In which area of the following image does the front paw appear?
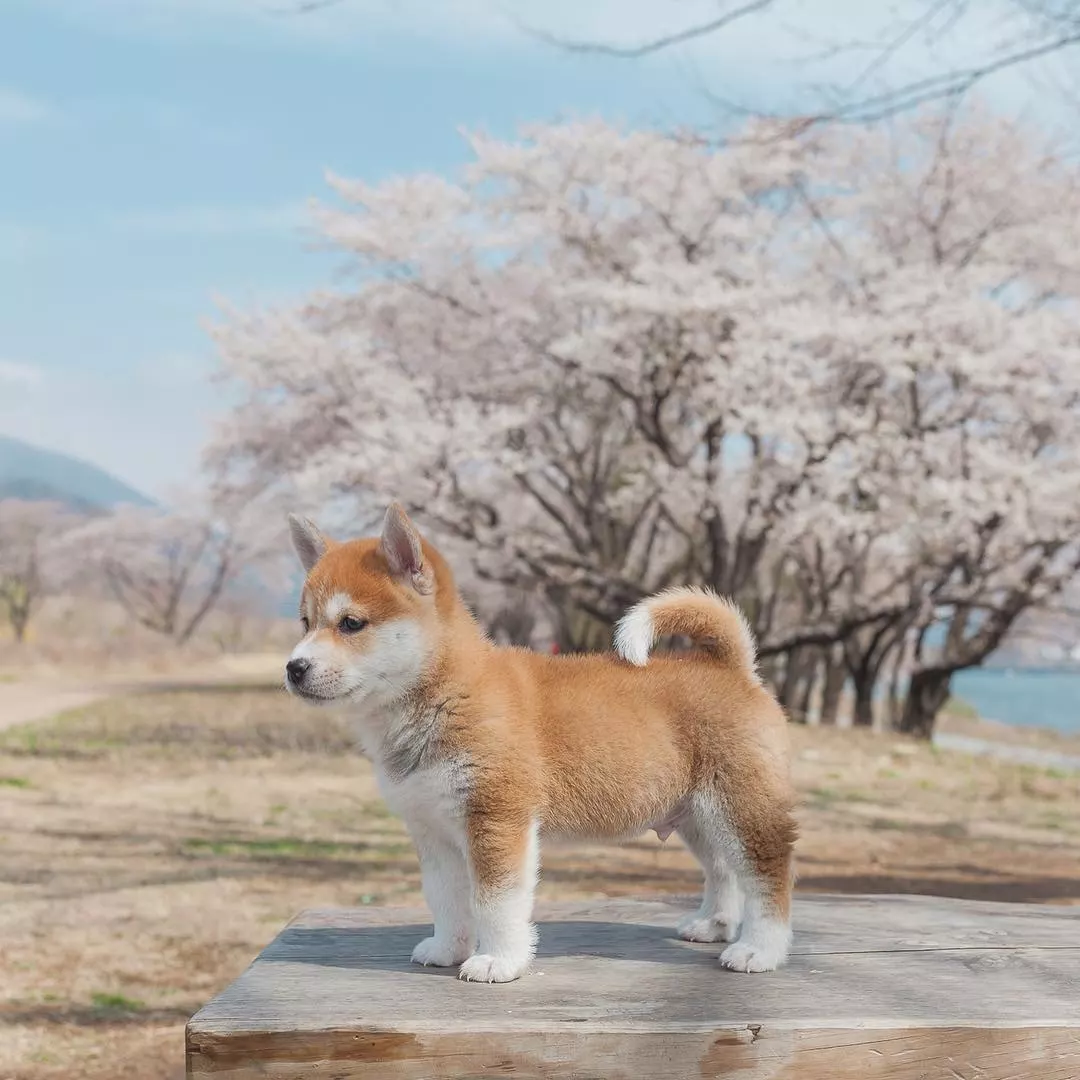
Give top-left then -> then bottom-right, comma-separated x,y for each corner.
458,952 -> 530,983
411,935 -> 473,968
720,939 -> 785,973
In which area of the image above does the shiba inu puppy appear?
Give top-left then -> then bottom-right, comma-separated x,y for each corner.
285,503 -> 796,983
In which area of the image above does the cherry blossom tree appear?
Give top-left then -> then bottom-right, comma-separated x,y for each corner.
209,119 -> 862,644
0,499 -> 81,643
208,107 -> 1080,736
66,494 -> 289,646
802,107 -> 1080,731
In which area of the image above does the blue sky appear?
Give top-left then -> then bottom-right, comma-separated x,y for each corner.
0,0 -> 1059,499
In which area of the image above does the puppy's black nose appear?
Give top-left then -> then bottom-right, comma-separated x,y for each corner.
286,658 -> 311,686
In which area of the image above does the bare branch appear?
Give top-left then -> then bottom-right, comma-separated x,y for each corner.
517,0 -> 775,59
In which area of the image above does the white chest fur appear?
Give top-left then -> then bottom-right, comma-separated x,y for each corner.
376,759 -> 471,840
347,699 -> 472,869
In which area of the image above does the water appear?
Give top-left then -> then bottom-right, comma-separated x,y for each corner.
951,669 -> 1080,735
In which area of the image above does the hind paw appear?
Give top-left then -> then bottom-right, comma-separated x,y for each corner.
677,914 -> 738,943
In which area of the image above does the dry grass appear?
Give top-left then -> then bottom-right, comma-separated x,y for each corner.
0,593 -> 298,684
0,689 -> 1078,1080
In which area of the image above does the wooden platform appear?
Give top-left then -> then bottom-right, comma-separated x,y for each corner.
186,894 -> 1080,1079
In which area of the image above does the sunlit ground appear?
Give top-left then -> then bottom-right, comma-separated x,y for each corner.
0,689 -> 1077,1080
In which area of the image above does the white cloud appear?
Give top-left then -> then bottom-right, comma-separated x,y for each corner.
0,360 -> 45,388
111,200 -> 311,236
0,88 -> 55,126
0,222 -> 48,262
0,362 -> 216,500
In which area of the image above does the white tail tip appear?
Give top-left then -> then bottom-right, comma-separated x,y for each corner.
613,603 -> 654,666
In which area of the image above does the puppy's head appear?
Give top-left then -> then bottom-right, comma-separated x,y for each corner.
284,503 -> 439,707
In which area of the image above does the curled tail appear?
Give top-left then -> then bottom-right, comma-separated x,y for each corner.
613,586 -> 760,685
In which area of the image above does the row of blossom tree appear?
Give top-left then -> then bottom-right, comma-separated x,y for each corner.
0,495 -> 286,651
207,101 -> 1080,738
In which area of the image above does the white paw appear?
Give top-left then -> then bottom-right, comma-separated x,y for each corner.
458,952 -> 530,983
677,914 -> 738,943
720,939 -> 786,973
411,935 -> 473,967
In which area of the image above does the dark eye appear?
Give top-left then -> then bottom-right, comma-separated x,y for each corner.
300,616 -> 310,633
339,615 -> 369,634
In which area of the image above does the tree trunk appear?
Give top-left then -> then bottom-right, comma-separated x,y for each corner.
819,645 -> 845,726
778,647 -> 817,722
851,670 -> 875,728
899,668 -> 953,739
886,642 -> 909,730
2,579 -> 32,643
10,599 -> 30,643
886,666 -> 901,730
550,599 -> 611,654
795,650 -> 818,722
778,647 -> 803,712
758,654 -> 782,691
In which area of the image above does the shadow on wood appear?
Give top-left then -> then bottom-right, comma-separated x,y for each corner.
260,919 -> 723,974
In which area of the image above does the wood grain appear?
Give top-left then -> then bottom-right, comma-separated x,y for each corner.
187,894 -> 1080,1079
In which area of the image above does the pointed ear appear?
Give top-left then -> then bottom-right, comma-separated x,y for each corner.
378,503 -> 433,594
288,514 -> 331,574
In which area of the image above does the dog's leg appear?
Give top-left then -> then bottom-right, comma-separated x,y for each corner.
688,789 -> 795,973
720,866 -> 793,974
458,814 -> 539,983
676,812 -> 743,943
410,828 -> 475,967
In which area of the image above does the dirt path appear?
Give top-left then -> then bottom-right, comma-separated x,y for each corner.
0,653 -> 284,733
0,683 -> 112,732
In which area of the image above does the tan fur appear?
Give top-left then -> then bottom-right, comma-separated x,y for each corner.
291,505 -> 797,974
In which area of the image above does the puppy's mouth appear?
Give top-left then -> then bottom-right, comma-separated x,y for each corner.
285,681 -> 345,705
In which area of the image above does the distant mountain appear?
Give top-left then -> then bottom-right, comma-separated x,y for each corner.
0,434 -> 155,511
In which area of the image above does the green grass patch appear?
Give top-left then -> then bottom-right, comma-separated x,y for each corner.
0,690 -> 355,761
869,817 -> 968,839
839,789 -> 876,803
182,836 -> 412,860
0,776 -> 30,788
0,715 -> 124,759
91,991 -> 145,1013
810,786 -> 876,805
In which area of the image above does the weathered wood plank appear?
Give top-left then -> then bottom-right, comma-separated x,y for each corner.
187,894 -> 1080,1080
187,1027 -> 1080,1080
